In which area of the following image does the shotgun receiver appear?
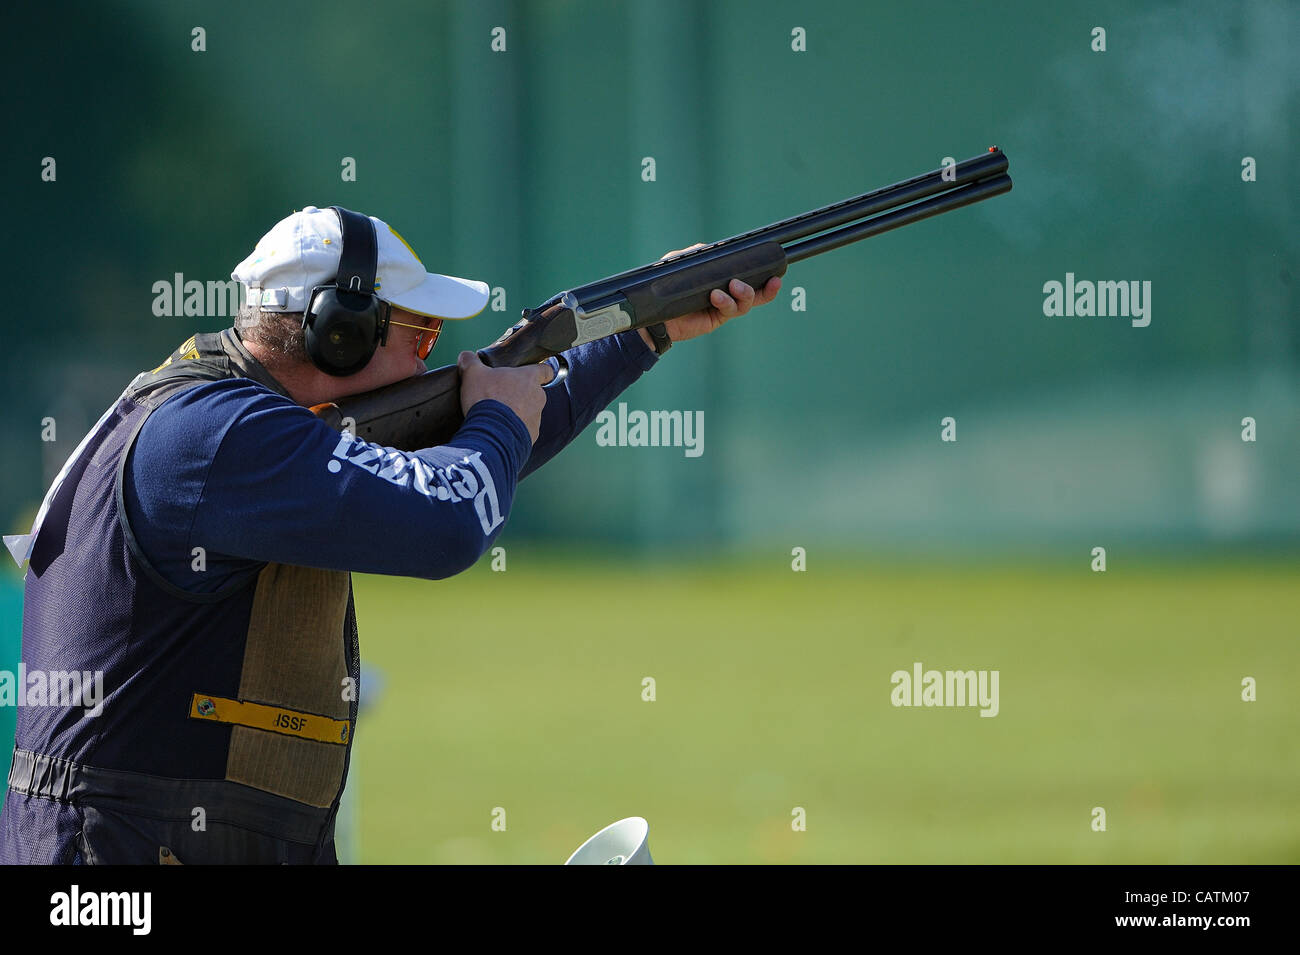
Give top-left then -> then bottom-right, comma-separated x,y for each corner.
313,148 -> 1012,448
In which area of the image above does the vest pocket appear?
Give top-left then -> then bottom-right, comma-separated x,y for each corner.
81,802 -> 299,864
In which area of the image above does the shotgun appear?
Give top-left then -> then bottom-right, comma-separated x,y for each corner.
313,148 -> 1012,448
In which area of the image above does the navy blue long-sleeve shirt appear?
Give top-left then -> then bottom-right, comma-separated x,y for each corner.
123,329 -> 658,593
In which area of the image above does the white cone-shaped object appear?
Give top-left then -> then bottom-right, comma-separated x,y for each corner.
564,817 -> 653,865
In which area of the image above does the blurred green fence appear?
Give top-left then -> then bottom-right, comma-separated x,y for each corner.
3,0 -> 1295,557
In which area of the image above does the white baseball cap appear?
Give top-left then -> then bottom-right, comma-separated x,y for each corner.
231,205 -> 489,320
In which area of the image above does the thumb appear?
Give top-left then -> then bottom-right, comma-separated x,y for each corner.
457,350 -> 479,370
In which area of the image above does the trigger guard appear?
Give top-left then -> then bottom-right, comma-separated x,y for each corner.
544,355 -> 569,388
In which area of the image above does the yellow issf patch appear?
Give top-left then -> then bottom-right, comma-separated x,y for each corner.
189,693 -> 350,745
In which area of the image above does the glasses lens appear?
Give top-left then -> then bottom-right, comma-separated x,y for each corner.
416,320 -> 443,360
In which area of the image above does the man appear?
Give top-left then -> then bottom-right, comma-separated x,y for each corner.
0,205 -> 779,864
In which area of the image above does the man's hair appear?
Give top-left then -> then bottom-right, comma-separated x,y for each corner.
235,304 -> 308,366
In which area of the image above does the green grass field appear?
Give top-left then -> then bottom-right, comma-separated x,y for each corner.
344,552 -> 1299,864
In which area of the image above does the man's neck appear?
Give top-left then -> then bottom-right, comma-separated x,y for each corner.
242,339 -> 330,408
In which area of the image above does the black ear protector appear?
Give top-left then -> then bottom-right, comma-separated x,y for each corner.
302,206 -> 393,376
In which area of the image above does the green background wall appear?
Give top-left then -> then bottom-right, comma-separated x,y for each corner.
4,0 -> 1295,556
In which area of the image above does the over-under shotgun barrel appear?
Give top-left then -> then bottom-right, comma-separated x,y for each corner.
317,149 -> 1013,449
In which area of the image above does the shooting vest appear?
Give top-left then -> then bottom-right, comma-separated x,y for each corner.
3,329 -> 358,864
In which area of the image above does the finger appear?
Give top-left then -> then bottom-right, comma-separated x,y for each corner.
728,279 -> 756,310
710,287 -> 737,315
757,275 -> 783,304
457,350 -> 478,369
537,361 -> 557,386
